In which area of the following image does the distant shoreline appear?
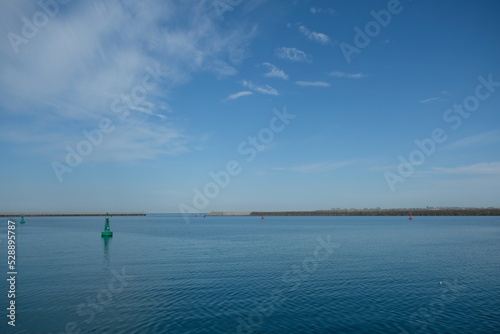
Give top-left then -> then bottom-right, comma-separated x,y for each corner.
0,212 -> 146,217
207,209 -> 500,216
2,209 -> 499,218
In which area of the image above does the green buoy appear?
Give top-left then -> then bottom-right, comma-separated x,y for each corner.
19,216 -> 25,224
101,212 -> 113,237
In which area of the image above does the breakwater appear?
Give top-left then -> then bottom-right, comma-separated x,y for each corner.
249,209 -> 500,216
0,212 -> 146,217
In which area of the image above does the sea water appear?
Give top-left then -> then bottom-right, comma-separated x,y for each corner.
1,215 -> 499,333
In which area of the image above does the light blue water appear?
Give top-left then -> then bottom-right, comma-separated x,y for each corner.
2,215 -> 500,333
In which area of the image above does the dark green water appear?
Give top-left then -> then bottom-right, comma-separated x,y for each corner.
2,215 -> 500,333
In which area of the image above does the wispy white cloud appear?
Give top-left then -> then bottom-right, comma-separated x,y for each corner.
274,161 -> 354,173
97,120 -> 189,161
329,71 -> 367,79
310,7 -> 320,14
223,91 -> 253,101
205,60 -> 238,78
444,131 -> 500,150
275,47 -> 311,62
128,102 -> 167,119
0,116 -> 188,163
419,90 -> 448,104
295,81 -> 330,87
242,80 -> 279,95
430,162 -> 500,175
0,0 -> 257,162
419,97 -> 442,104
261,62 -> 288,80
298,25 -> 331,45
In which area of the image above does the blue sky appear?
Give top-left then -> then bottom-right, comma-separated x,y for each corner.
1,0 -> 499,213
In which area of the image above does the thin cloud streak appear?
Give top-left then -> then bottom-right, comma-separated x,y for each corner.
242,80 -> 279,95
274,161 -> 354,173
419,97 -> 444,104
419,90 -> 448,104
223,91 -> 253,101
295,81 -> 330,87
329,71 -> 367,79
430,162 -> 500,175
444,131 -> 500,150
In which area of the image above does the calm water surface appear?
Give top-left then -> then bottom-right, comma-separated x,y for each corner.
2,215 -> 500,333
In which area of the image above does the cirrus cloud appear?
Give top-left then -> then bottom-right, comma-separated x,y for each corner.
329,71 -> 367,79
223,91 -> 253,101
298,25 -> 331,45
275,47 -> 311,62
295,81 -> 330,87
261,62 -> 288,80
242,80 -> 279,95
